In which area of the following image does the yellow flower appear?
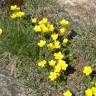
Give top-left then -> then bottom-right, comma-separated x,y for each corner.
91,87 -> 96,95
0,28 -> 3,35
38,60 -> 47,68
54,40 -> 60,49
11,11 -> 25,19
60,28 -> 66,34
48,24 -> 54,32
47,41 -> 60,50
63,90 -> 72,96
49,71 -> 60,81
10,13 -> 17,19
39,18 -> 48,24
16,11 -> 25,17
32,18 -> 37,24
49,60 -> 56,67
57,60 -> 68,71
37,40 -> 46,47
59,19 -> 69,28
63,38 -> 69,44
51,33 -> 58,40
42,18 -> 48,23
10,5 -> 20,11
54,65 -> 61,73
40,24 -> 49,32
34,25 -> 41,32
85,88 -> 92,96
47,43 -> 54,50
39,24 -> 44,28
54,52 -> 64,60
83,66 -> 92,76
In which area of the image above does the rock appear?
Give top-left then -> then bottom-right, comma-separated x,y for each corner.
0,74 -> 26,96
57,0 -> 89,5
57,0 -> 96,23
0,53 -> 26,96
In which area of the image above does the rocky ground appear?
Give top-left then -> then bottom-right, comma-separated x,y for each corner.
0,53 -> 26,96
0,74 -> 25,96
57,0 -> 96,23
0,52 -> 35,96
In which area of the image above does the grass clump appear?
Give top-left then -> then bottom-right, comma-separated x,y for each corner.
0,14 -> 38,58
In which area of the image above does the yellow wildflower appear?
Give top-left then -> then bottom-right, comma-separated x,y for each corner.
57,60 -> 68,71
37,40 -> 46,47
49,71 -> 60,81
51,33 -> 58,41
34,25 -> 41,32
10,13 -> 17,19
85,88 -> 92,96
63,37 -> 69,44
83,66 -> 92,76
48,24 -> 54,32
54,65 -> 61,73
54,40 -> 60,49
54,52 -> 64,60
59,19 -> 69,28
42,18 -> 48,23
10,5 -> 20,11
38,60 -> 47,68
60,28 -> 66,34
0,28 -> 3,35
39,18 -> 48,24
11,11 -> 25,19
32,18 -> 37,24
39,24 -> 44,28
40,24 -> 49,32
91,87 -> 96,95
16,11 -> 25,17
47,41 -> 60,50
47,43 -> 54,50
63,90 -> 72,96
49,60 -> 56,67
